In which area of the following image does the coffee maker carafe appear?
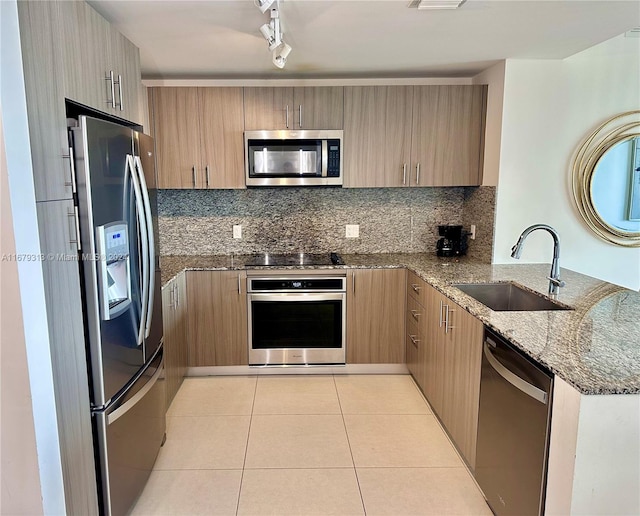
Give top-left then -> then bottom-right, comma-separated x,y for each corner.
436,225 -> 468,257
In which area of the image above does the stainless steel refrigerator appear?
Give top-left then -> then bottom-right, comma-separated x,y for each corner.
71,115 -> 165,516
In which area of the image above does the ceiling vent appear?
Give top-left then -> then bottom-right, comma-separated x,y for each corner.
624,27 -> 640,38
408,0 -> 466,9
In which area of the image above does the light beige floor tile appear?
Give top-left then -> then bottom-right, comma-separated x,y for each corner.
131,469 -> 242,515
154,416 -> 250,470
357,467 -> 492,516
335,375 -> 431,415
168,376 -> 256,416
253,375 -> 341,414
344,414 -> 463,467
245,415 -> 353,468
237,468 -> 364,516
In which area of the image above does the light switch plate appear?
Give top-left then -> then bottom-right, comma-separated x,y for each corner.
346,224 -> 360,238
233,225 -> 242,239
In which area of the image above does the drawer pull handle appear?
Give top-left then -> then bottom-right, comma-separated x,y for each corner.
410,335 -> 420,347
410,309 -> 420,320
411,283 -> 421,293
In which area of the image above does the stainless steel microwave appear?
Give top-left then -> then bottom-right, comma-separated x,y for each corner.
245,130 -> 343,187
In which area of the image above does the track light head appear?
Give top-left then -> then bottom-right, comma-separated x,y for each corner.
255,0 -> 276,14
272,42 -> 291,69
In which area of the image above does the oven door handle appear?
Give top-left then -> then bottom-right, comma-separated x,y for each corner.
249,292 -> 346,302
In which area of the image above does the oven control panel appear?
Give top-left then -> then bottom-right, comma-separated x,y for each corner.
248,277 -> 346,292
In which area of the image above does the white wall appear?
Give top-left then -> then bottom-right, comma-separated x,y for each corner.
0,1 -> 66,512
493,35 -> 640,290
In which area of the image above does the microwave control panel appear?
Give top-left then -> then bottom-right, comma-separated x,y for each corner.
327,140 -> 341,177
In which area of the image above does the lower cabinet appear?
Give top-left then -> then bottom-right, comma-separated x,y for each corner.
186,270 -> 248,366
407,273 -> 483,469
162,271 -> 188,408
347,268 -> 406,363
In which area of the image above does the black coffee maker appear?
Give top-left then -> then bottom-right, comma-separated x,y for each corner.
436,225 -> 468,257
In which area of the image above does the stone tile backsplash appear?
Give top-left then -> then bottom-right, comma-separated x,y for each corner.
158,186 -> 496,261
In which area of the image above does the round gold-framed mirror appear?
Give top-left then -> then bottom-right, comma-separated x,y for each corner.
571,111 -> 640,247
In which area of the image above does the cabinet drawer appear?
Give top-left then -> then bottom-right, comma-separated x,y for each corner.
407,295 -> 427,335
406,311 -> 425,390
407,270 -> 429,307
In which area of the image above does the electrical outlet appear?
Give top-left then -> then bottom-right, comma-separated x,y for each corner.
233,225 -> 242,239
470,224 -> 476,240
345,224 -> 360,238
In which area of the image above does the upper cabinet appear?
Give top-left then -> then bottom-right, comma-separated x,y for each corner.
343,86 -> 413,187
58,1 -> 141,123
411,85 -> 486,187
344,85 -> 487,188
17,0 -> 142,202
17,1 -> 71,202
150,87 -> 245,189
244,87 -> 344,130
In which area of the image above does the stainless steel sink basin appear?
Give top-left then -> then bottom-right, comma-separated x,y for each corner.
452,282 -> 572,311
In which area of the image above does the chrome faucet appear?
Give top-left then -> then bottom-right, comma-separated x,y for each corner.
510,224 -> 566,296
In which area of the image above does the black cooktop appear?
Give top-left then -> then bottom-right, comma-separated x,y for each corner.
244,252 -> 344,267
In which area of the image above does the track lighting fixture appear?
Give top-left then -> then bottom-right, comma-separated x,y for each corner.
256,2 -> 292,69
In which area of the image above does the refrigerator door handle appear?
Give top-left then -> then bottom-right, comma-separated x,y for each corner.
106,354 -> 163,425
133,155 -> 155,339
126,155 -> 149,347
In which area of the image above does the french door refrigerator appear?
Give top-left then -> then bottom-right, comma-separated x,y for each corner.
72,115 -> 165,515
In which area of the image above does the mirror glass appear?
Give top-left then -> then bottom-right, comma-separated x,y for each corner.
591,136 -> 640,233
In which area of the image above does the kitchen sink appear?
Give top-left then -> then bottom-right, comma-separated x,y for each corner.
452,282 -> 572,311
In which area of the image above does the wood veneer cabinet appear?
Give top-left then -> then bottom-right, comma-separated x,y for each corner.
162,272 -> 188,408
58,1 -> 141,122
150,87 -> 245,189
186,270 -> 248,366
423,281 -> 483,468
343,86 -> 413,187
411,85 -> 486,186
346,268 -> 406,363
243,87 -> 344,130
344,85 -> 486,187
406,273 -> 483,469
17,1 -> 72,203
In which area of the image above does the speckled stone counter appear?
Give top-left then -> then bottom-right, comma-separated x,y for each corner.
160,253 -> 640,395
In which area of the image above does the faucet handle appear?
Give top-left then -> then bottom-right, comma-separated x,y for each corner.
547,277 -> 566,288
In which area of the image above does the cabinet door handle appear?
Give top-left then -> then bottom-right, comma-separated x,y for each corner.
410,335 -> 420,347
192,166 -> 197,188
299,104 -> 303,128
352,274 -> 356,295
445,307 -> 455,334
106,71 -> 116,108
411,283 -> 421,293
63,146 -> 77,194
439,300 -> 444,328
206,166 -> 210,188
238,273 -> 241,295
402,163 -> 407,186
169,282 -> 175,308
67,207 -> 82,251
410,309 -> 421,320
113,74 -> 123,111
285,105 -> 289,129
416,162 -> 421,185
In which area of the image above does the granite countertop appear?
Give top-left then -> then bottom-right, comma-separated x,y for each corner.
160,253 -> 640,396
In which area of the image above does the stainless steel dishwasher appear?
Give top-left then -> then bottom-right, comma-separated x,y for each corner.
475,328 -> 553,516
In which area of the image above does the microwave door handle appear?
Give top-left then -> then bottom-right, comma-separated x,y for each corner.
127,155 -> 149,347
134,156 -> 155,339
321,140 -> 328,177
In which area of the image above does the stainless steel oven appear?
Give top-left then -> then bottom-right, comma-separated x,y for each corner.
247,275 -> 347,365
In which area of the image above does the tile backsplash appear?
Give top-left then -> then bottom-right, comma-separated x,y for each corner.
158,186 -> 496,261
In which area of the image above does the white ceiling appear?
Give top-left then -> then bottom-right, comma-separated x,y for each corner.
88,0 -> 640,79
